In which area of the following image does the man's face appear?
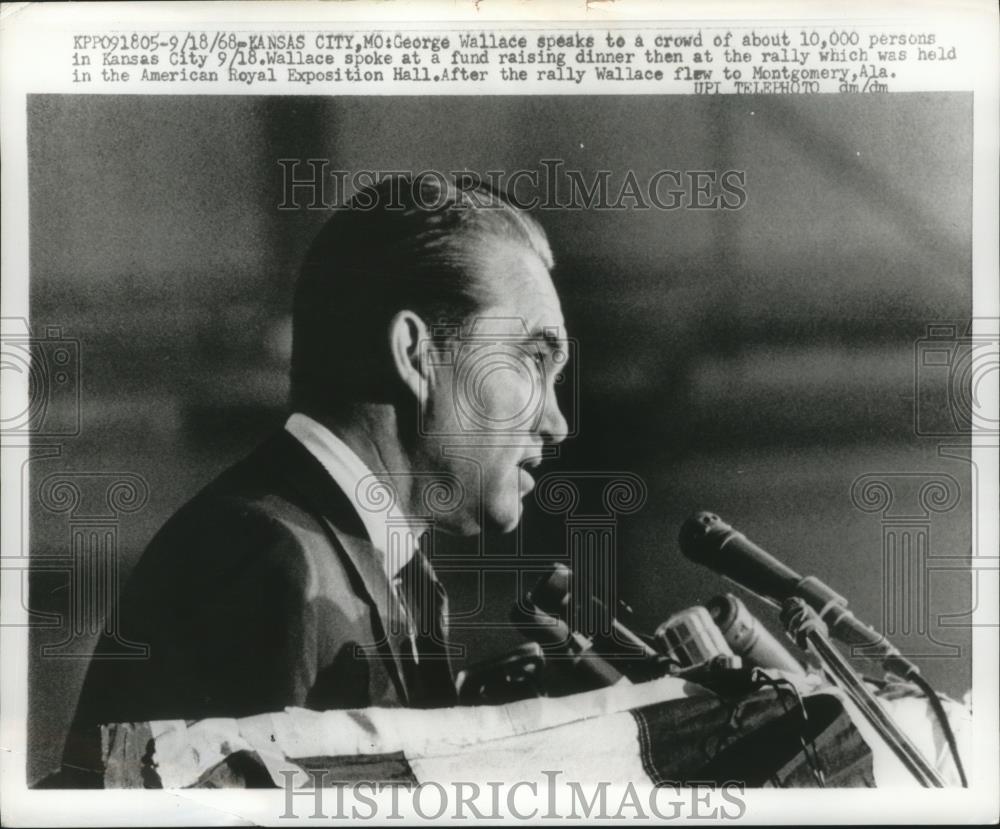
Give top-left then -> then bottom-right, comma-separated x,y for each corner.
417,240 -> 570,535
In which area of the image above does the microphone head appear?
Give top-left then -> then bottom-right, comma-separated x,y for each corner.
704,592 -> 742,630
654,605 -> 734,669
527,563 -> 572,618
678,511 -> 734,565
705,592 -> 806,675
678,511 -> 803,604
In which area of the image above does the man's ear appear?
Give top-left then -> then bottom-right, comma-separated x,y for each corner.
388,310 -> 432,404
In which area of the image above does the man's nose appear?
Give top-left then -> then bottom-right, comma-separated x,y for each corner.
539,384 -> 569,446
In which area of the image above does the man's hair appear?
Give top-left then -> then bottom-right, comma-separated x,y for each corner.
290,175 -> 553,410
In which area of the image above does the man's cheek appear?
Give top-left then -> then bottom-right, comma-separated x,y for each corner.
477,371 -> 537,432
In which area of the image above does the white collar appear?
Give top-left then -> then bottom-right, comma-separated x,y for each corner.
284,412 -> 417,576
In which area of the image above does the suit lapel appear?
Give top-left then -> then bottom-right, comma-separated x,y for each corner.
255,431 -> 412,704
321,518 -> 413,704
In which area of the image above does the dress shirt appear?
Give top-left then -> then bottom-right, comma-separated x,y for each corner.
284,412 -> 418,577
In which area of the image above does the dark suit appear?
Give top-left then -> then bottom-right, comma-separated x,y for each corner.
63,430 -> 456,776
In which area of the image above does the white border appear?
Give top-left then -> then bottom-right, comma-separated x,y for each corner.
2,1 -> 997,825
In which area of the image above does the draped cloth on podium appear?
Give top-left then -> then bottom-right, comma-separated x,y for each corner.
96,675 -> 880,789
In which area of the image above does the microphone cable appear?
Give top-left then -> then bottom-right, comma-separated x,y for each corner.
863,672 -> 968,787
750,668 -> 827,788
906,672 -> 968,788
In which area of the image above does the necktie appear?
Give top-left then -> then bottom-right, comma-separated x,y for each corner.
394,547 -> 456,707
392,574 -> 420,665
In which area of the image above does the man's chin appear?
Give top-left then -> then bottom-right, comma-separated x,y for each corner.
491,519 -> 520,535
440,500 -> 523,537
485,502 -> 524,535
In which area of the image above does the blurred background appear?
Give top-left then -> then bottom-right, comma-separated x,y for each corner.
25,93 -> 974,784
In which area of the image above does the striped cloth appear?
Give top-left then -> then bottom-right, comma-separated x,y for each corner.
99,673 -> 891,789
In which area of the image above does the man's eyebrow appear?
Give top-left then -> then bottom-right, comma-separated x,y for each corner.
528,327 -> 566,354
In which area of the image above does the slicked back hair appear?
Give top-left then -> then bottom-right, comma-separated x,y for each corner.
290,175 -> 554,411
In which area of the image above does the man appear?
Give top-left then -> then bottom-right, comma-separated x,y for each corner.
64,176 -> 570,773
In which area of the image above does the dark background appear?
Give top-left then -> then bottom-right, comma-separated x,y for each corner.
26,94 -> 974,784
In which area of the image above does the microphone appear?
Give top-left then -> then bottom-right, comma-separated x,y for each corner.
679,511 -> 920,680
653,605 -> 736,669
705,593 -> 805,676
528,563 -> 659,662
511,564 -> 669,686
510,565 -> 625,690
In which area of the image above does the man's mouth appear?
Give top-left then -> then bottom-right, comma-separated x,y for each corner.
518,466 -> 536,492
519,456 -> 544,477
518,456 -> 543,491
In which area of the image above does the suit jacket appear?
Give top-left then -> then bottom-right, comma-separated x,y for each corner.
63,429 -> 456,775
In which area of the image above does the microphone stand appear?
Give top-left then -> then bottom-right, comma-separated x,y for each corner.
780,598 -> 945,788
